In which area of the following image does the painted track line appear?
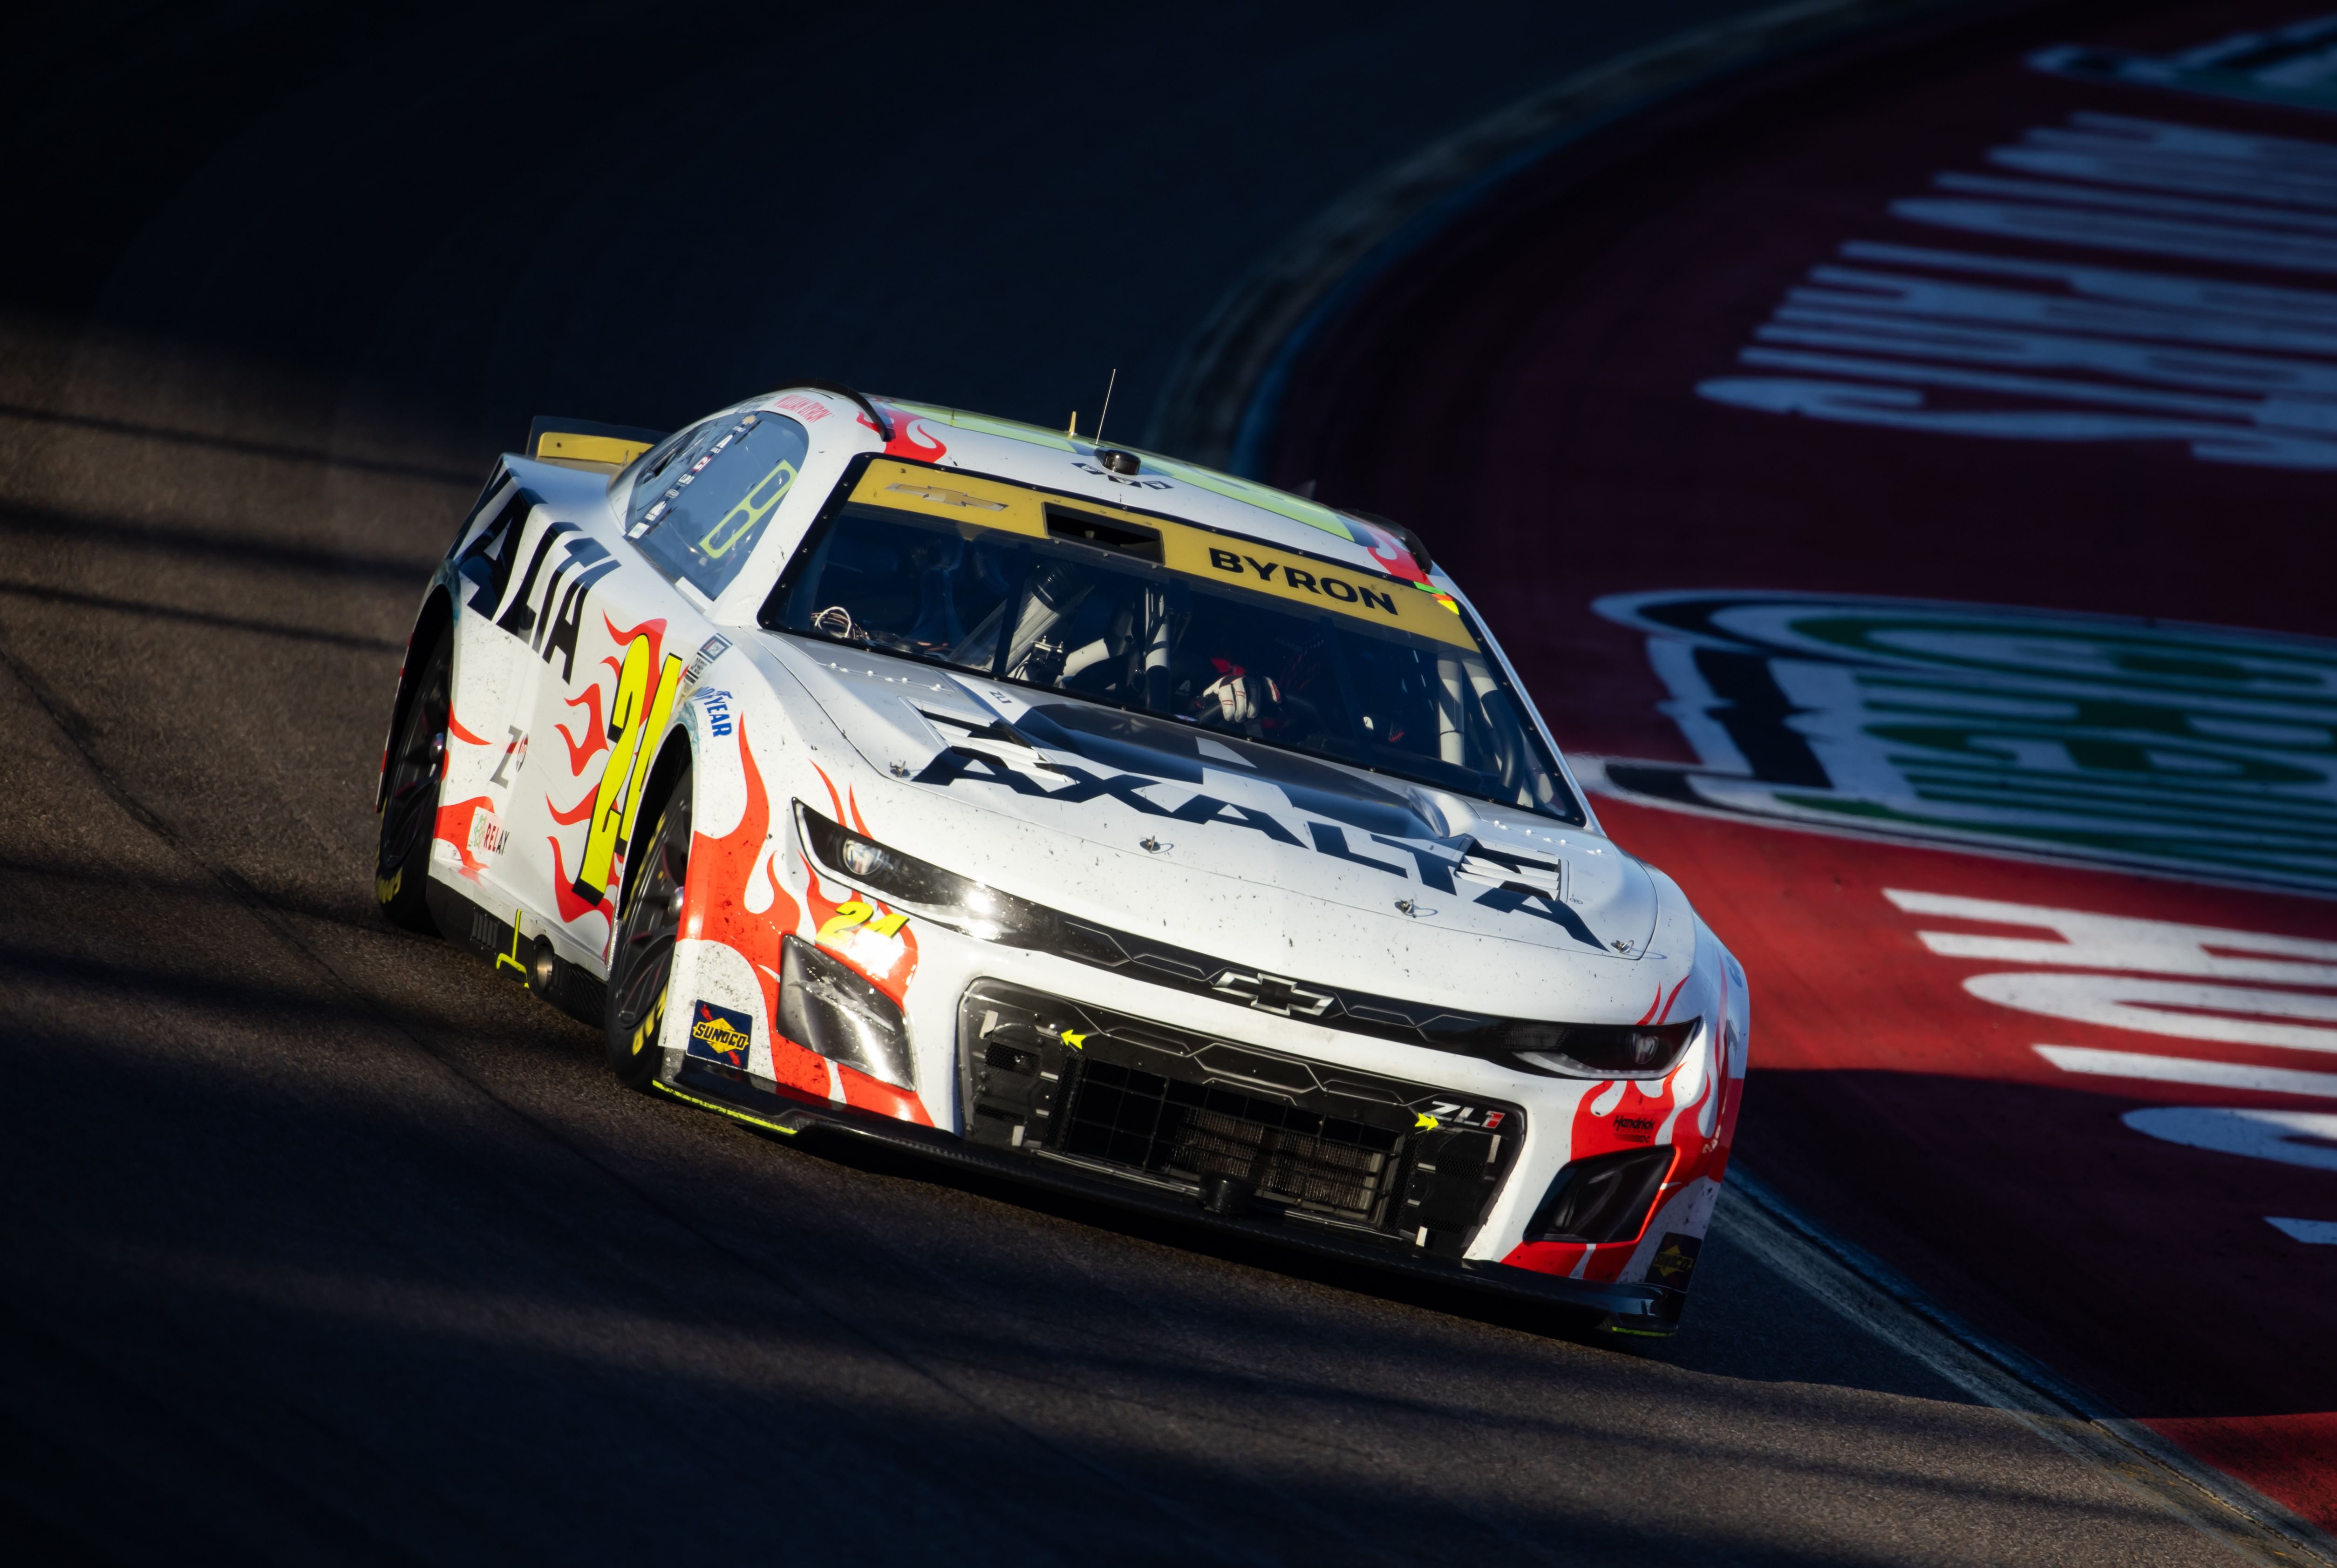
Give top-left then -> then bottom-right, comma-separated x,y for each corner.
1719,1168 -> 2337,1565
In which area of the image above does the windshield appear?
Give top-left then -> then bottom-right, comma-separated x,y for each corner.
762,459 -> 1580,820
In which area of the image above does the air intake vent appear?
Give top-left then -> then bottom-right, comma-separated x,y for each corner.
1044,506 -> 1161,559
1526,1146 -> 1676,1245
1062,1058 -> 1397,1224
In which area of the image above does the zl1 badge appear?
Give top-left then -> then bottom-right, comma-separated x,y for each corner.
688,1000 -> 753,1067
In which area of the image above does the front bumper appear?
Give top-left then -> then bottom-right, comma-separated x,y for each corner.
656,1052 -> 1688,1335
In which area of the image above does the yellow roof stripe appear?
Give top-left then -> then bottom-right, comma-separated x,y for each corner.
848,460 -> 1474,649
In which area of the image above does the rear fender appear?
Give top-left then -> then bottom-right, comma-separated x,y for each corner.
376,587 -> 454,812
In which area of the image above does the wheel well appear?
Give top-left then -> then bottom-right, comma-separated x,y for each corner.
617,727 -> 697,924
377,589 -> 454,812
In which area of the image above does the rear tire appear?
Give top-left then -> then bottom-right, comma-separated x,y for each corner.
606,766 -> 691,1090
376,627 -> 450,933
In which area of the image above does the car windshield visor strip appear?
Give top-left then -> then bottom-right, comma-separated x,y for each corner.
958,981 -> 1522,1257
762,456 -> 1579,821
792,803 -> 1689,1079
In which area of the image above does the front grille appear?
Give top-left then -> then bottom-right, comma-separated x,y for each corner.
1062,1059 -> 1398,1225
958,979 -> 1524,1255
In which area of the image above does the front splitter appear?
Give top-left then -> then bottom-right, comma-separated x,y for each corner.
658,1058 -> 1683,1334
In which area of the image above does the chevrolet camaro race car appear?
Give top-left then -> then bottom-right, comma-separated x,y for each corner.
374,384 -> 1750,1334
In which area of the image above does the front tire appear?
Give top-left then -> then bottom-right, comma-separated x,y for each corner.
606,767 -> 691,1089
376,627 -> 450,933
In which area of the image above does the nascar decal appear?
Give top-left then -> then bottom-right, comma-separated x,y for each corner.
1588,591 -> 2337,896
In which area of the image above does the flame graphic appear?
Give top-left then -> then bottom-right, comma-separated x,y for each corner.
545,835 -> 613,929
602,611 -> 668,678
803,764 -> 919,1003
557,682 -> 607,774
681,722 -> 821,1100
863,400 -> 947,462
1503,968 -> 1731,1284
1351,517 -> 1431,587
547,781 -> 596,826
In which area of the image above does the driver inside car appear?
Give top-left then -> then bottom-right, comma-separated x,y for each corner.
1190,659 -> 1281,734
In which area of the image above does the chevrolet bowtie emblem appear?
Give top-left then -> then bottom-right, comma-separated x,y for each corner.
1208,969 -> 1335,1018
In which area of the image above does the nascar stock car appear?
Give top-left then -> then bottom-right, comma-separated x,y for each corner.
373,383 -> 1750,1333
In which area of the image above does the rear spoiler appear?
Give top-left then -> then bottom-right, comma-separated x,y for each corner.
525,415 -> 668,469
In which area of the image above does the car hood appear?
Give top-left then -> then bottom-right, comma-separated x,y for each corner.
764,636 -> 1660,969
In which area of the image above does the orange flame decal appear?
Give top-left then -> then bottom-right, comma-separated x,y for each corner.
681,723 -> 820,1099
547,781 -> 596,826
546,835 -> 613,929
803,765 -> 918,1003
864,400 -> 948,462
557,682 -> 607,774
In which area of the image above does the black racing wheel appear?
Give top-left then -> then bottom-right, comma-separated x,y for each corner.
606,766 -> 691,1089
376,627 -> 450,933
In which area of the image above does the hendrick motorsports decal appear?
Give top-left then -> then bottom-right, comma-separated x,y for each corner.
1586,591 -> 2337,896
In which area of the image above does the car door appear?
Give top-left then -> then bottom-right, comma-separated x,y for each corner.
439,473 -> 620,933
514,406 -> 815,965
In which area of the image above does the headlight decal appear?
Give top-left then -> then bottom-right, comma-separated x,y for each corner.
1502,972 -> 1724,1289
670,727 -> 933,1124
799,765 -> 921,1004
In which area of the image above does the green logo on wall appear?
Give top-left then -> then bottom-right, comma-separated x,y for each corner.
1589,591 -> 2337,896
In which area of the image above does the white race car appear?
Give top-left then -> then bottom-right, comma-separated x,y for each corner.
375,385 -> 1750,1334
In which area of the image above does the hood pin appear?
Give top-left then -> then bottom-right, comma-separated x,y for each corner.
1395,898 -> 1434,917
1140,836 -> 1166,853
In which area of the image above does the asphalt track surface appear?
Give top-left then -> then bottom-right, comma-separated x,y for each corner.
0,3 -> 2302,1562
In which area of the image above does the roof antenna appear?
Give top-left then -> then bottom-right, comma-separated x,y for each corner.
1067,411 -> 1078,436
1092,368 -> 1118,447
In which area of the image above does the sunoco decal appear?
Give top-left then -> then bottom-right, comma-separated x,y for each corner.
688,1000 -> 753,1066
